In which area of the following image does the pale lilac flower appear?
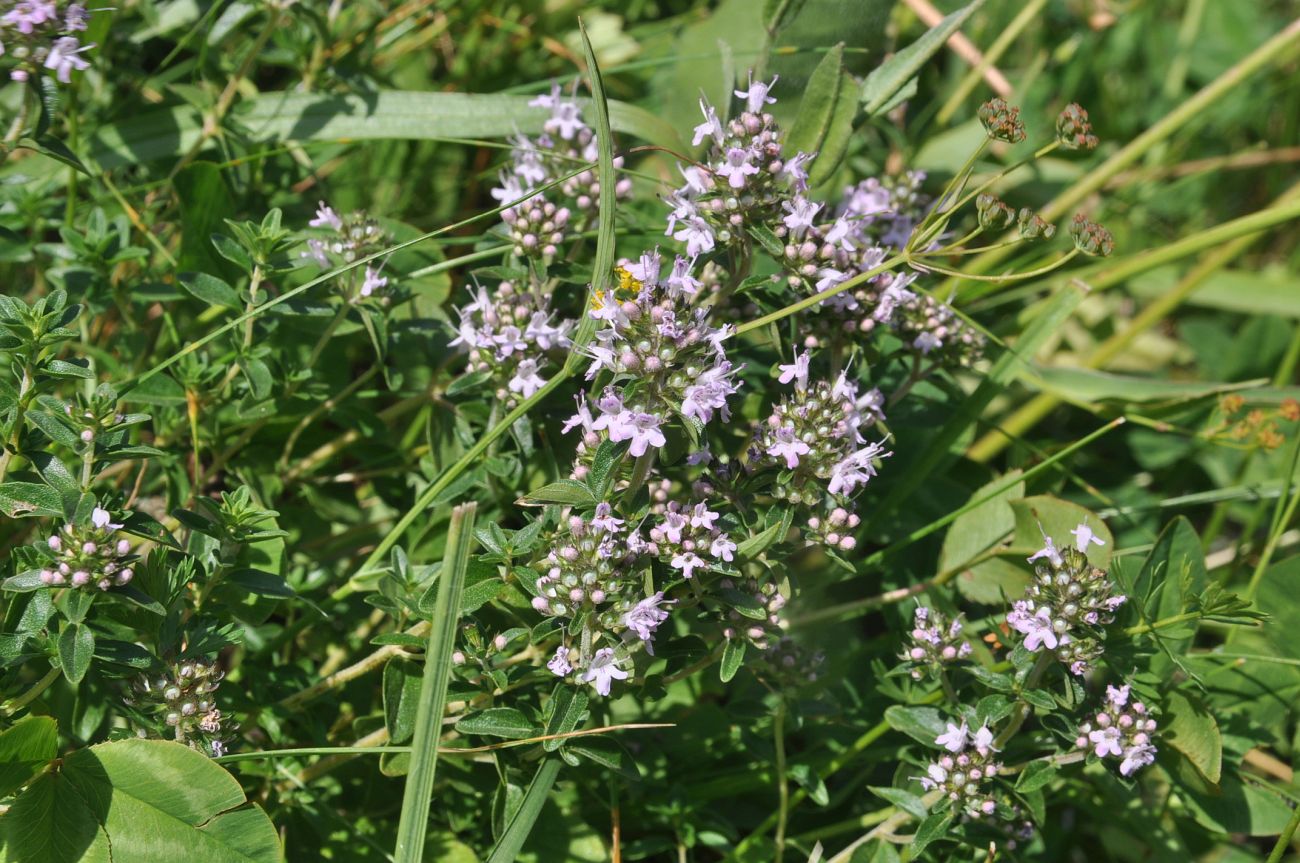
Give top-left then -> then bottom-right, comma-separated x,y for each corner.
1089,726 -> 1123,758
670,551 -> 705,578
1027,529 -> 1063,566
686,449 -> 713,466
692,100 -> 724,147
622,592 -> 673,653
91,507 -> 122,531
1072,522 -> 1105,552
673,215 -> 716,257
525,312 -> 571,350
716,147 -> 760,190
596,409 -> 666,457
824,216 -> 855,252
44,36 -> 93,83
4,1 -> 56,34
919,762 -> 949,791
507,359 -> 546,398
665,256 -> 701,297
302,239 -> 329,268
1120,744 -> 1157,776
1012,606 -> 1059,651
681,364 -> 738,424
782,151 -> 813,191
971,725 -> 996,756
735,72 -> 779,113
913,332 -> 942,354
544,100 -> 586,140
781,197 -> 822,237
309,202 -> 343,231
491,171 -> 525,204
360,267 -> 387,298
493,325 -> 528,357
562,395 -> 596,436
667,189 -> 698,237
690,503 -> 719,530
827,442 -> 890,495
872,276 -> 917,323
777,351 -> 810,389
710,534 -> 736,562
527,82 -> 563,110
583,647 -> 629,696
679,164 -> 710,195
547,646 -> 573,677
935,721 -> 969,753
591,502 -> 624,534
815,267 -> 846,293
624,248 -> 662,285
767,425 -> 810,469
1106,684 -> 1130,707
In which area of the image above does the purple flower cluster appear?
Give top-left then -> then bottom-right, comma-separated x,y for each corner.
448,279 -> 573,408
918,721 -> 1004,817
647,499 -> 736,581
901,605 -> 972,681
2,1 -> 95,84
529,507 -> 675,697
1075,684 -> 1158,777
565,249 -> 739,460
492,84 -> 633,259
37,506 -> 136,591
301,202 -> 393,303
780,171 -> 985,367
1007,523 -> 1126,675
665,74 -> 813,256
755,350 -> 890,518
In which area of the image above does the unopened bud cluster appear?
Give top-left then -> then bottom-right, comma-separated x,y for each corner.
1076,684 -> 1158,776
448,280 -> 573,408
978,98 -> 1027,144
39,507 -> 135,590
1068,214 -> 1115,257
501,197 -> 570,261
1056,103 -> 1099,150
717,574 -> 786,650
129,659 -> 230,757
1010,525 -> 1126,674
901,605 -> 972,680
301,202 -> 394,302
530,508 -> 644,627
805,505 -> 862,553
756,635 -> 825,687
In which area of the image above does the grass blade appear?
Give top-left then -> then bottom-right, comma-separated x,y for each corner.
393,503 -> 478,863
485,759 -> 562,863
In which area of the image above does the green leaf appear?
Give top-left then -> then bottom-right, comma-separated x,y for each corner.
453,707 -> 535,740
1031,366 -> 1264,407
746,223 -> 784,257
720,638 -> 746,683
786,44 -> 859,186
393,504 -> 477,863
56,623 -> 94,685
90,91 -> 683,170
174,162 -> 239,279
179,271 -> 241,309
868,786 -> 929,819
384,658 -> 423,746
1129,517 -> 1207,663
1175,770 -> 1295,836
485,759 -> 561,863
788,763 -> 829,806
0,482 -> 64,519
883,705 -> 946,746
565,736 -> 639,779
518,479 -> 597,506
3,739 -> 280,862
1163,690 -> 1222,784
543,685 -> 588,753
1014,760 -> 1058,793
0,716 -> 58,798
910,809 -> 953,856
861,0 -> 985,115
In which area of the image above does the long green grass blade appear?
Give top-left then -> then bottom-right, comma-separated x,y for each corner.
393,503 -> 478,863
485,759 -> 562,863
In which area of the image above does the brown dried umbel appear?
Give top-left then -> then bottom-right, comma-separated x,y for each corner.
1069,214 -> 1115,257
977,98 -> 1027,144
1056,103 -> 1099,151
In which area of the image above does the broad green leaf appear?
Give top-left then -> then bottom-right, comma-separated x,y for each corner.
1031,366 -> 1264,406
454,707 -> 535,740
1014,759 -> 1059,793
518,479 -> 597,506
56,623 -> 94,685
868,786 -> 928,819
174,162 -> 239,279
543,685 -> 588,753
179,272 -> 240,309
720,637 -> 746,683
883,705 -> 946,746
565,736 -> 639,779
384,658 -> 423,746
659,0 -> 767,139
939,470 -> 1024,572
861,0 -> 984,115
0,716 -> 58,798
89,91 -> 683,170
910,809 -> 953,856
1130,265 -> 1300,319
0,482 -> 64,519
1129,517 -> 1207,663
787,45 -> 858,187
1175,770 -> 1294,836
1163,690 -> 1222,784
4,739 -> 281,862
